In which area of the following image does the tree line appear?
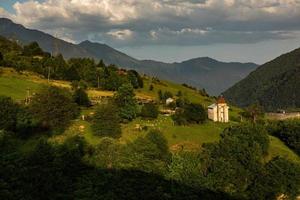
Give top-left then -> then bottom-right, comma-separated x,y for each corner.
0,37 -> 143,91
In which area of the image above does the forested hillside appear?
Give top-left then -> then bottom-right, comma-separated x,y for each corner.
224,47 -> 300,111
0,18 -> 257,95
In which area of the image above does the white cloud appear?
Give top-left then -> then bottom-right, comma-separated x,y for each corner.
0,0 -> 299,46
107,29 -> 133,40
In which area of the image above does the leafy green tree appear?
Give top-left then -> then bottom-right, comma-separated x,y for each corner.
0,96 -> 19,131
140,103 -> 159,119
64,65 -> 80,81
29,86 -> 79,132
91,103 -> 121,138
127,70 -> 143,88
176,97 -> 189,108
149,84 -> 154,91
200,124 -> 270,197
127,70 -> 139,89
97,59 -> 106,68
249,157 -> 300,200
145,130 -> 170,161
176,90 -> 183,97
184,103 -> 206,124
114,83 -> 138,121
0,52 -> 3,65
164,91 -> 173,99
172,108 -> 188,125
158,90 -> 163,101
167,152 -> 204,188
22,42 -> 44,56
90,137 -> 121,168
16,106 -> 40,137
172,103 -> 206,125
73,88 -> 90,107
241,103 -> 264,123
267,120 -> 300,156
120,130 -> 170,173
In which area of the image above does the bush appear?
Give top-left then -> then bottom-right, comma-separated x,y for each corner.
140,103 -> 159,119
91,103 -> 121,138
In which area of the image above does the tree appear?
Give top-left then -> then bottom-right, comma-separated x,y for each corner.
91,103 -> 121,138
140,103 -> 159,119
172,103 -> 206,125
164,91 -> 173,99
16,106 -> 40,137
241,103 -> 264,123
184,103 -> 206,124
267,120 -> 300,156
97,59 -> 106,68
127,70 -> 143,88
22,42 -> 44,56
73,88 -> 90,107
127,70 -> 139,89
149,84 -> 154,91
114,83 -> 138,121
249,157 -> 300,200
29,86 -> 79,132
0,52 -> 3,65
64,65 -> 80,81
176,90 -> 183,97
200,124 -> 270,197
145,130 -> 170,161
172,108 -> 187,125
120,130 -> 170,173
0,96 -> 19,131
91,137 -> 121,168
158,90 -> 163,101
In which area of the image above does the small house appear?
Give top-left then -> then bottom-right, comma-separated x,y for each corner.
166,98 -> 175,105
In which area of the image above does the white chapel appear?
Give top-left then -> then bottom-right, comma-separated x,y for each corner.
208,96 -> 229,123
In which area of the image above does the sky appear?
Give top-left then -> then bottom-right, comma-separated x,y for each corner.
0,0 -> 300,64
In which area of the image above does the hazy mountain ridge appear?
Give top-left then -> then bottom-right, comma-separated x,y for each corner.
0,18 -> 258,95
223,47 -> 300,111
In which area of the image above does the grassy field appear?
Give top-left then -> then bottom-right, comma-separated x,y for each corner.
1,67 -> 299,163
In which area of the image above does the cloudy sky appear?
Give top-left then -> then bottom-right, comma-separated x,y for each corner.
0,0 -> 300,64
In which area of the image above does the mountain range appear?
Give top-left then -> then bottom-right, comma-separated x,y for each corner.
223,47 -> 300,111
0,18 -> 258,95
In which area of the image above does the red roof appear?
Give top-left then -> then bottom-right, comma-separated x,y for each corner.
217,96 -> 226,104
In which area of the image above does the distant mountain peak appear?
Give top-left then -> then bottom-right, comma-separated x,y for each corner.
79,40 -> 92,44
0,17 -> 258,95
0,18 -> 13,23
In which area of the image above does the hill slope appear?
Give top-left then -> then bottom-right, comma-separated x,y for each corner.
223,47 -> 300,111
0,18 -> 257,95
1,67 -> 299,163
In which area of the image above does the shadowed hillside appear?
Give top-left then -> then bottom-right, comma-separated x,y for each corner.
224,47 -> 300,111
